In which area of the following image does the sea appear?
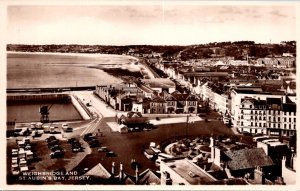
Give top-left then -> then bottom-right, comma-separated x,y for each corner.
7,52 -> 137,123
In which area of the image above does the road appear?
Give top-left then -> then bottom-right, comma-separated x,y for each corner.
72,91 -> 117,136
139,58 -> 160,79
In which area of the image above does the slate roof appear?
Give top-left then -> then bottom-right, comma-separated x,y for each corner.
142,78 -> 176,88
84,163 -> 111,179
171,92 -> 189,100
127,112 -> 143,118
266,98 -> 282,105
151,96 -> 166,103
282,103 -> 296,113
224,148 -> 274,171
138,169 -> 161,185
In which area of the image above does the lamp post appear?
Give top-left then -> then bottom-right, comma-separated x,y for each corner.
186,115 -> 189,139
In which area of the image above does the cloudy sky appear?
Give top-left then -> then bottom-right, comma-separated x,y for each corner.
7,3 -> 296,45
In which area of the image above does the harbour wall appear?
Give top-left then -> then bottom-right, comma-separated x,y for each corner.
70,95 -> 92,120
7,93 -> 71,103
7,93 -> 91,120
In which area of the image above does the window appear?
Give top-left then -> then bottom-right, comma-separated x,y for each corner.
289,124 -> 291,129
289,118 -> 291,122
269,117 -> 271,121
278,124 -> 280,128
251,122 -> 253,126
250,105 -> 252,109
278,117 -> 280,122
241,115 -> 244,119
273,124 -> 276,128
241,122 -> 244,126
259,116 -> 262,120
255,123 -> 257,126
255,111 -> 257,114
269,110 -> 271,114
294,118 -> 296,123
263,117 -> 266,120
242,104 -> 244,108
259,123 -> 261,127
251,116 -> 253,120
284,118 -> 286,122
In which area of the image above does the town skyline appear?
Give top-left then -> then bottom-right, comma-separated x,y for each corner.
7,4 -> 296,45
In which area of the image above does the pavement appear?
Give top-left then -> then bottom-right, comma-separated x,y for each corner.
150,116 -> 203,126
72,91 -> 117,136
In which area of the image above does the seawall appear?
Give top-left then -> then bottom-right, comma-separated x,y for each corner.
70,95 -> 92,120
7,93 -> 71,103
7,93 -> 91,121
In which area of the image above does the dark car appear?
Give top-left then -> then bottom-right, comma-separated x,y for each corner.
83,133 -> 94,141
98,146 -> 108,152
50,150 -> 64,158
106,151 -> 116,157
46,136 -> 57,142
88,139 -> 100,148
50,145 -> 62,152
67,138 -> 77,144
72,146 -> 83,152
48,139 -> 59,147
64,127 -> 73,133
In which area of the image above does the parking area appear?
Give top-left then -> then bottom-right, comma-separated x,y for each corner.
71,118 -> 236,177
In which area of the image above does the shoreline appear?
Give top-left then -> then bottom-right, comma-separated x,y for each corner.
7,51 -> 139,61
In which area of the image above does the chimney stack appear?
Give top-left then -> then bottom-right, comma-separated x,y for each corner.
210,137 -> 215,162
135,165 -> 139,184
119,163 -> 124,181
111,162 -> 115,176
254,166 -> 265,184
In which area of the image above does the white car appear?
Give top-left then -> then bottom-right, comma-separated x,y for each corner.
11,164 -> 20,175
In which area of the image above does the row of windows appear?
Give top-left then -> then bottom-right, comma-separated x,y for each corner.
241,104 -> 266,109
240,122 -> 296,129
240,109 -> 295,116
240,115 -> 296,122
151,103 -> 165,107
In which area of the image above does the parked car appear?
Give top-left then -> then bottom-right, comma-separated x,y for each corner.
84,133 -> 95,141
72,146 -> 83,152
68,138 -> 77,144
48,139 -> 59,147
88,139 -> 100,148
50,150 -> 64,159
50,145 -> 62,152
65,127 -> 73,132
106,151 -> 116,157
46,136 -> 57,142
11,164 -> 20,175
98,146 -> 108,152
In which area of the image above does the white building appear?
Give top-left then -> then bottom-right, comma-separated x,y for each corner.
232,89 -> 296,136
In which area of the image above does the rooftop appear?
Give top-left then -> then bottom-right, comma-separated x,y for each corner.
224,148 -> 274,171
164,159 -> 216,185
142,78 -> 176,88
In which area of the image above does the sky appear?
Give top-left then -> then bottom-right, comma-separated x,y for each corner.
6,3 -> 297,45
